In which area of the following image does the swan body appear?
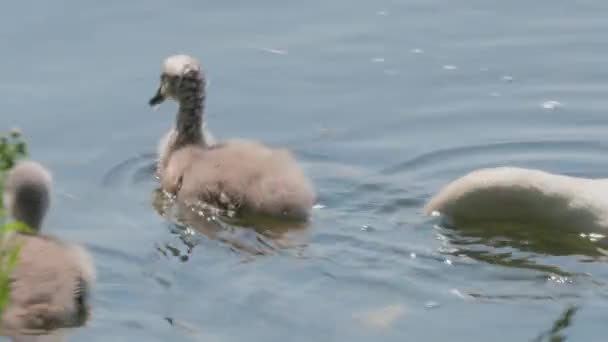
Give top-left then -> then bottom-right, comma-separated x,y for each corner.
424,166 -> 608,232
1,161 -> 95,340
149,54 -> 315,220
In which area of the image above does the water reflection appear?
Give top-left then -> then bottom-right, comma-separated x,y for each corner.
432,219 -> 608,277
438,220 -> 607,256
532,305 -> 578,342
151,189 -> 310,257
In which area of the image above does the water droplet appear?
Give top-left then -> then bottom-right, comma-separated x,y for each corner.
313,204 -> 326,210
361,225 -> 374,232
541,100 -> 563,110
589,233 -> 605,242
548,274 -> 571,284
435,233 -> 448,241
259,47 -> 288,55
425,301 -> 440,309
410,253 -> 417,259
444,259 -> 453,265
449,288 -> 468,299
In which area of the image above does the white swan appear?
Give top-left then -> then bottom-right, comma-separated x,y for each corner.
148,54 -> 316,220
423,166 -> 608,233
1,161 -> 95,341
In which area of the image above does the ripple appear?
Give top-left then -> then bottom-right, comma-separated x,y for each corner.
382,139 -> 608,179
101,152 -> 157,187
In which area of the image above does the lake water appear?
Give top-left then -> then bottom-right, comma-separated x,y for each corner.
1,0 -> 608,340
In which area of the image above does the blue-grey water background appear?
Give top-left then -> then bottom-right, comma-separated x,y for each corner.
1,0 -> 608,340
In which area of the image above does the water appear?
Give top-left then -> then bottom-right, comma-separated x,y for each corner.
1,0 -> 608,340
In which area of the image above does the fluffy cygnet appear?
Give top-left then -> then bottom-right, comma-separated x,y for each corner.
424,166 -> 608,233
149,54 -> 316,220
1,161 -> 95,341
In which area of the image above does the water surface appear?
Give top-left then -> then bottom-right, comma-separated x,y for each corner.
1,0 -> 608,340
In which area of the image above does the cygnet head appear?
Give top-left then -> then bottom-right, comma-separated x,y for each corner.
3,161 -> 52,231
149,54 -> 206,107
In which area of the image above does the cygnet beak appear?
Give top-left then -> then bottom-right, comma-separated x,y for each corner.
148,86 -> 166,107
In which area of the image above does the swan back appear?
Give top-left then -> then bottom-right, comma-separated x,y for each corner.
424,167 -> 608,232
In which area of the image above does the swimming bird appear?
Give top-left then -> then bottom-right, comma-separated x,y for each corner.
148,54 -> 316,220
423,166 -> 608,233
1,161 -> 95,341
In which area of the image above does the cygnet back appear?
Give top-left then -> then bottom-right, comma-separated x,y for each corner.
173,139 -> 316,220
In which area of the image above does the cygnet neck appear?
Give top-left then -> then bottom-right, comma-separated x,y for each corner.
174,74 -> 206,149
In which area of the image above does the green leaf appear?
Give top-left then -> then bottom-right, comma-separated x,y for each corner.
0,130 -> 29,318
2,222 -> 33,234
